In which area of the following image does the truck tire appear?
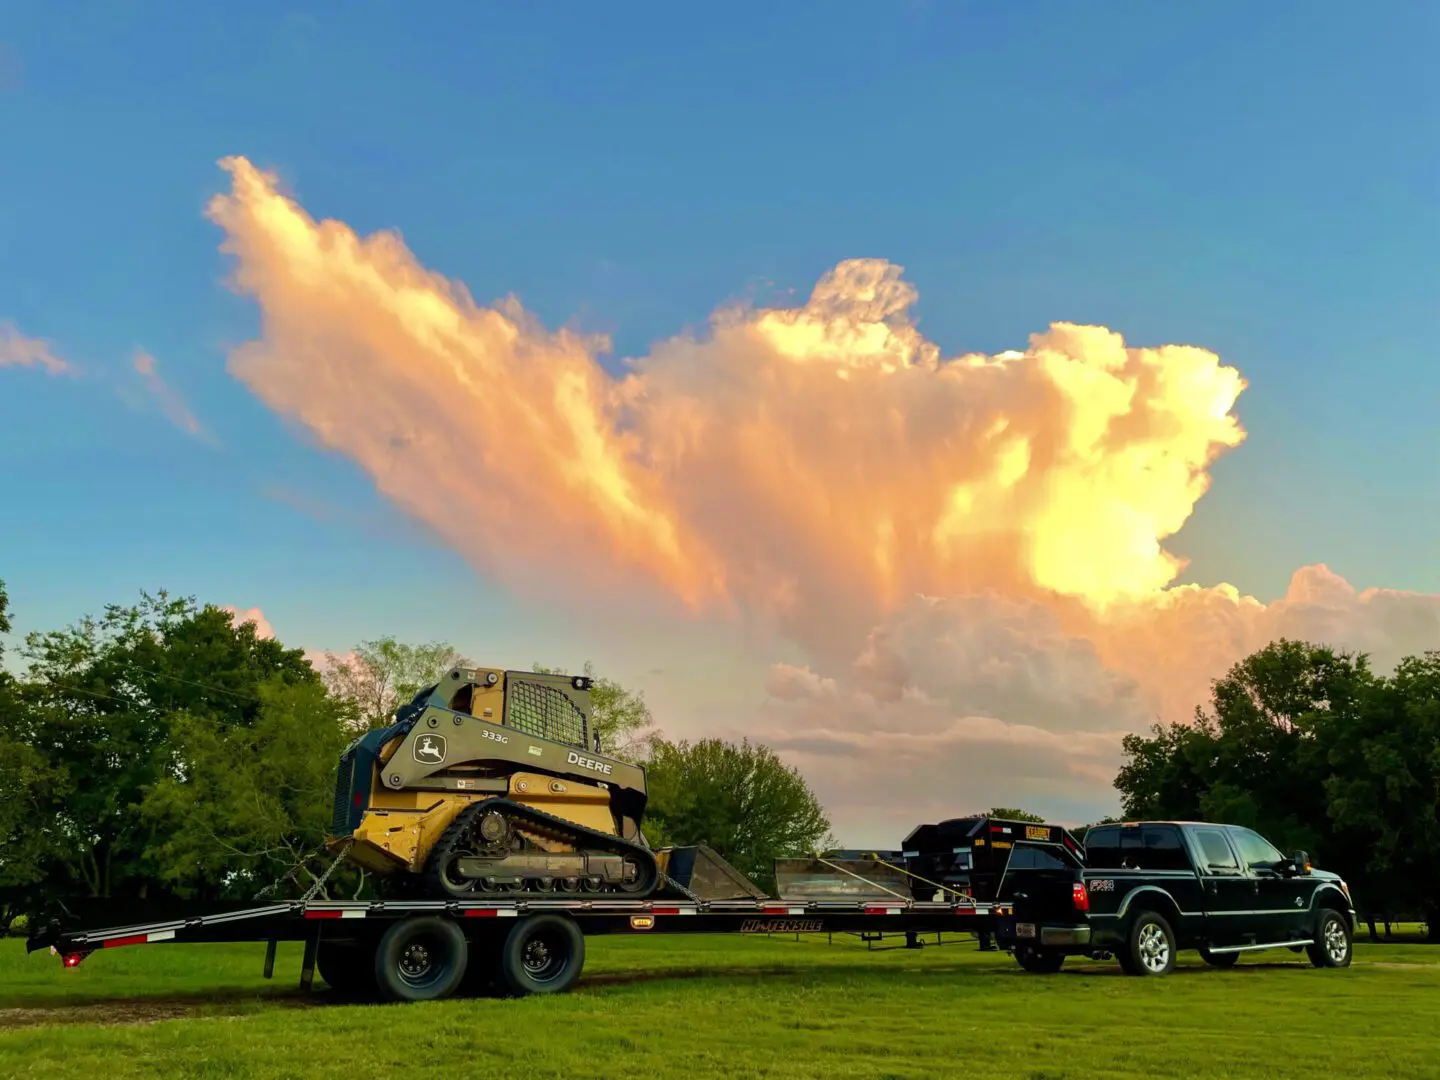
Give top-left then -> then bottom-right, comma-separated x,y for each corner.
498,914 -> 586,997
373,916 -> 469,1003
1197,947 -> 1238,969
1120,910 -> 1176,976
1306,908 -> 1352,969
1014,945 -> 1065,974
316,939 -> 379,1000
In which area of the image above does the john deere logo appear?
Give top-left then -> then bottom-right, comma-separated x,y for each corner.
413,734 -> 447,764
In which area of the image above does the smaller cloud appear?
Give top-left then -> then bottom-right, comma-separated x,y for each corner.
220,603 -> 357,674
221,605 -> 276,640
0,321 -> 67,374
132,350 -> 215,443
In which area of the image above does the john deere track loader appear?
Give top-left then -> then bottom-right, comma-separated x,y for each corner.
327,666 -> 765,902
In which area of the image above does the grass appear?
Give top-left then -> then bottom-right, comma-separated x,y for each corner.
1,929 -> 1438,1080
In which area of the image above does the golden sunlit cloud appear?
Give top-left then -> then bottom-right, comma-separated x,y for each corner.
203,156 -> 1440,832
0,321 -> 68,375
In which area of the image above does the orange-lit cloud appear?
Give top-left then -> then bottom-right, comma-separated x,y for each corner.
203,156 -> 1440,835
0,321 -> 67,375
222,604 -> 357,674
222,604 -> 277,640
133,350 -> 212,441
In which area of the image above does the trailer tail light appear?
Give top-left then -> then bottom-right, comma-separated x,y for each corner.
62,951 -> 88,968
1072,882 -> 1089,912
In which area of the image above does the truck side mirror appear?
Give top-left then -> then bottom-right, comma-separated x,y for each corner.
1285,851 -> 1311,876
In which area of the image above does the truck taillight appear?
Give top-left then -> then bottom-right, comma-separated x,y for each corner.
1072,881 -> 1089,912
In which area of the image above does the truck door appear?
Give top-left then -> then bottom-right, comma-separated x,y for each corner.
1186,826 -> 1252,947
1227,826 -> 1307,942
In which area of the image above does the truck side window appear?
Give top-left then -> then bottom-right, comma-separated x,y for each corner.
1228,828 -> 1284,871
1193,828 -> 1241,875
1139,825 -> 1188,871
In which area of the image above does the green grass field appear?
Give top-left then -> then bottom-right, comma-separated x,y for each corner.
2,930 -> 1438,1080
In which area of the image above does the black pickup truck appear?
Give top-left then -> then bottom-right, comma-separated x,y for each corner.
991,820 -> 1356,976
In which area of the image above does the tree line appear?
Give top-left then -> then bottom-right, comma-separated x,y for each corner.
0,582 -> 831,931
1113,639 -> 1440,942
4,579 -> 1436,942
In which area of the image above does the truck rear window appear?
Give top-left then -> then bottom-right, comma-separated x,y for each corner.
1084,825 -> 1188,871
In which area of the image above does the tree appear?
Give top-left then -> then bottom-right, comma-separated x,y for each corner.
1323,651 -> 1440,940
14,591 -> 321,902
532,660 -> 656,759
987,807 -> 1046,823
641,736 -> 832,893
319,637 -> 471,730
140,677 -> 353,899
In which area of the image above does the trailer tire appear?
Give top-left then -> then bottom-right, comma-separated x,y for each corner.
498,914 -> 585,997
1014,945 -> 1065,974
373,916 -> 469,1003
1120,910 -> 1176,976
316,939 -> 379,1000
1306,907 -> 1352,969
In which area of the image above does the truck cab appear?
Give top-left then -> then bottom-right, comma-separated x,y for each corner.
997,820 -> 1356,976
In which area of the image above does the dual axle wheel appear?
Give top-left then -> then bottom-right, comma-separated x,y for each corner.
316,913 -> 586,1003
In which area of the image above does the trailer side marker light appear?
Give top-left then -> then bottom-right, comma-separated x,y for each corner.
630,916 -> 656,930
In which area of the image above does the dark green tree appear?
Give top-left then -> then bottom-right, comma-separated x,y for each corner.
319,636 -> 471,730
15,591 -> 320,901
641,736 -> 831,892
532,660 -> 656,760
986,807 -> 1046,823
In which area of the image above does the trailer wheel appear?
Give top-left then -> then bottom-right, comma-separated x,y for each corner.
1013,945 -> 1065,974
373,916 -> 469,1003
1120,910 -> 1176,976
316,939 -> 379,1000
498,914 -> 585,997
1306,908 -> 1352,969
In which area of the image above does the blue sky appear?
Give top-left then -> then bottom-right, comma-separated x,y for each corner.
2,0 -> 1437,676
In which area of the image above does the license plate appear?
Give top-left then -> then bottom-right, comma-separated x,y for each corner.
1016,922 -> 1036,939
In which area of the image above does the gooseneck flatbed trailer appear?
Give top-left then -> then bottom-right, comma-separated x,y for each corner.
27,893 -> 1016,1003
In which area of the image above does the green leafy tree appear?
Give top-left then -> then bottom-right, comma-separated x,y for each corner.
15,591 -> 319,901
1323,652 -> 1440,940
532,660 -> 656,759
987,807 -> 1046,823
641,736 -> 832,892
140,677 -> 352,899
320,637 -> 471,730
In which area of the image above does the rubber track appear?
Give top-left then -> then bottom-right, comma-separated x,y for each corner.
421,798 -> 663,900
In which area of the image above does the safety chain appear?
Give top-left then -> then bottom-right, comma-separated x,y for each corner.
301,840 -> 355,903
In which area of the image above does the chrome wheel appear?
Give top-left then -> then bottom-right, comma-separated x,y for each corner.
1138,923 -> 1171,973
1323,917 -> 1349,964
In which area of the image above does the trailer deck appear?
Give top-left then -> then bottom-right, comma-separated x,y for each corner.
30,893 -> 1014,1002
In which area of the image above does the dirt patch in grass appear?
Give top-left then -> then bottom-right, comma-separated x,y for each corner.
0,990 -> 323,1030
